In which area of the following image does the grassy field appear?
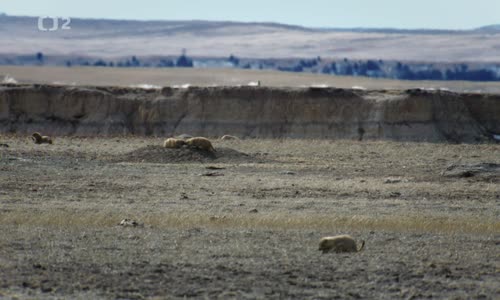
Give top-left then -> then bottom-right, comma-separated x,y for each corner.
3,65 -> 500,93
0,136 -> 499,299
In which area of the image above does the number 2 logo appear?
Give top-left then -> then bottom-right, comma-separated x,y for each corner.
38,17 -> 71,31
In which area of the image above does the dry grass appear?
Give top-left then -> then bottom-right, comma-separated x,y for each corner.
1,210 -> 498,235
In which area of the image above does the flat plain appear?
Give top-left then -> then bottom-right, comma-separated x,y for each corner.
0,136 -> 498,299
3,65 -> 500,93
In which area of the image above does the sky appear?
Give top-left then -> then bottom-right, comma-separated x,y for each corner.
1,0 -> 499,30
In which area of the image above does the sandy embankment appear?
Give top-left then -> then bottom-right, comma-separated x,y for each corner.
1,84 -> 499,142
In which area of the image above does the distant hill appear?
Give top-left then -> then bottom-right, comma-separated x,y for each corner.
475,24 -> 500,32
1,15 -> 500,62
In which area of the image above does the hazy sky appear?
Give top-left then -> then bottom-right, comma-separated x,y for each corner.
1,0 -> 499,29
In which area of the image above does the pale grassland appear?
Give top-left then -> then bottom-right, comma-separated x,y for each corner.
2,66 -> 500,93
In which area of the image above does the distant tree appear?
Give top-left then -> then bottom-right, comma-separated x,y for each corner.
299,59 -> 318,69
176,54 -> 193,67
277,64 -> 302,72
93,59 -> 107,67
228,54 -> 239,66
344,64 -> 354,75
176,49 -> 193,67
465,69 -> 497,81
131,56 -> 140,67
398,64 -> 415,80
365,60 -> 380,71
157,59 -> 174,67
445,69 -> 455,80
330,62 -> 337,73
36,52 -> 44,62
65,61 -> 72,67
321,65 -> 332,74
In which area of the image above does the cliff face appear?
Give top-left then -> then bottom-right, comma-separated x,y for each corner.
1,84 -> 499,142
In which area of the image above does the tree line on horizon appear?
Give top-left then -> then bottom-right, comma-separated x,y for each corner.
6,51 -> 500,82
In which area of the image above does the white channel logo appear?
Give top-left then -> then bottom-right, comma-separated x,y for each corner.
38,16 -> 71,31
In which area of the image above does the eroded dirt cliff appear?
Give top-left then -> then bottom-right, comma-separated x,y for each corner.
1,84 -> 498,142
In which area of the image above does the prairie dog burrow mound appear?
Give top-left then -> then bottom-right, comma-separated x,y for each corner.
186,137 -> 216,152
32,132 -> 53,144
220,135 -> 240,140
112,145 -> 265,164
319,235 -> 365,253
163,138 -> 186,149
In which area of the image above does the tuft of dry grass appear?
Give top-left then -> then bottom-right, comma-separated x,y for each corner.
1,210 -> 498,235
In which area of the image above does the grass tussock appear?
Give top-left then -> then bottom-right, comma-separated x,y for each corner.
1,210 -> 498,235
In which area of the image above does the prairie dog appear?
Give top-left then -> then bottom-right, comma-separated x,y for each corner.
163,138 -> 186,149
32,132 -> 53,144
186,137 -> 216,152
319,235 -> 365,253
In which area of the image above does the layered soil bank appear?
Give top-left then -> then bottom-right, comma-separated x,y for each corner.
1,84 -> 499,142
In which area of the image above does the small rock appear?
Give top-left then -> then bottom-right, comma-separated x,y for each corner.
384,178 -> 402,184
199,172 -> 224,177
209,215 -> 227,221
389,192 -> 402,198
280,171 -> 296,175
205,166 -> 226,170
0,143 -> 9,148
248,208 -> 259,213
118,218 -> 142,227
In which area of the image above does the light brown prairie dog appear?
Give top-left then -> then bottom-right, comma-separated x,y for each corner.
32,132 -> 53,144
163,138 -> 186,149
186,137 -> 216,152
318,235 -> 365,253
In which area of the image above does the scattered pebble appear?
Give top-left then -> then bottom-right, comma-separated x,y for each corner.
384,178 -> 402,184
199,172 -> 224,177
205,166 -> 226,170
118,219 -> 142,227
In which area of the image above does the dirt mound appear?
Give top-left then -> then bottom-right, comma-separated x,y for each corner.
112,145 -> 263,164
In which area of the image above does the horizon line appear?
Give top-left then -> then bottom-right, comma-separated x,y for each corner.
1,12 -> 497,32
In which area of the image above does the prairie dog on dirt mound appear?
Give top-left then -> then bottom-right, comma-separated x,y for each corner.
32,132 -> 53,144
186,137 -> 216,152
319,235 -> 365,253
220,135 -> 240,140
163,138 -> 186,149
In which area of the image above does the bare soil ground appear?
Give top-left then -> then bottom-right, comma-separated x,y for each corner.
0,136 -> 499,299
3,66 -> 500,93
